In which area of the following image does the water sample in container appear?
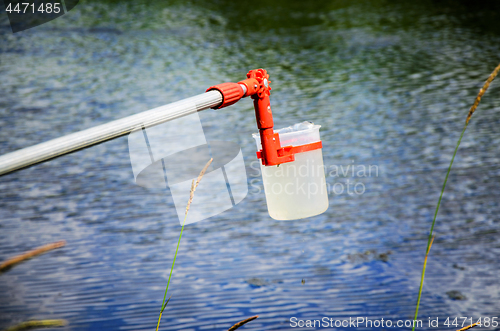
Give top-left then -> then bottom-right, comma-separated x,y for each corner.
252,121 -> 329,220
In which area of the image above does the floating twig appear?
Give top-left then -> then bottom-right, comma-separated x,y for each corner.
2,319 -> 66,331
0,241 -> 66,272
457,322 -> 480,331
228,315 -> 259,331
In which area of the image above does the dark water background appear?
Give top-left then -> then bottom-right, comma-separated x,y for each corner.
1,0 -> 499,330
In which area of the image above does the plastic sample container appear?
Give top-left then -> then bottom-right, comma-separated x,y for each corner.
252,122 -> 329,220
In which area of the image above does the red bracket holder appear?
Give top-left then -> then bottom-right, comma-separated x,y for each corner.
206,69 -> 322,166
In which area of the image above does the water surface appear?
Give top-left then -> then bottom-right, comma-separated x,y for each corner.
1,1 -> 499,330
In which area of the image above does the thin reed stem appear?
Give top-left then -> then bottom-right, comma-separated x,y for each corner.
412,236 -> 435,329
155,158 -> 213,331
159,210 -> 187,315
412,62 -> 500,331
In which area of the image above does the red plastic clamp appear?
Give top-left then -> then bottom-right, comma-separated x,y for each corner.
205,69 -> 323,166
256,141 -> 323,162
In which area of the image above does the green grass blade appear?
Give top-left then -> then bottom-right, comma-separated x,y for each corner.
160,214 -> 187,314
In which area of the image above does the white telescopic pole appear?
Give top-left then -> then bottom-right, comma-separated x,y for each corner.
0,90 -> 223,176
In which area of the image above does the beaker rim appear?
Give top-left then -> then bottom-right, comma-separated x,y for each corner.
252,122 -> 321,140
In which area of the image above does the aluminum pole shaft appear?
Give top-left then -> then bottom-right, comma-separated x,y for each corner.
0,90 -> 223,176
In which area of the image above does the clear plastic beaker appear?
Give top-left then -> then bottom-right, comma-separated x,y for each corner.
252,122 -> 329,220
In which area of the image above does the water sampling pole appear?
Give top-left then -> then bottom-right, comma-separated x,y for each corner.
0,68 -> 329,220
0,69 -> 272,176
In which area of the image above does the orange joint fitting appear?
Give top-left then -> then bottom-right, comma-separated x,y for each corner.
206,82 -> 245,109
237,78 -> 260,96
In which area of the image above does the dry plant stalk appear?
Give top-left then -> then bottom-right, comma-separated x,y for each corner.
186,158 -> 212,215
2,319 -> 66,331
466,63 -> 500,124
0,240 -> 66,272
228,315 -> 259,331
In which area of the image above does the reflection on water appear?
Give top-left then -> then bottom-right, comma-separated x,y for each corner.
1,0 -> 499,330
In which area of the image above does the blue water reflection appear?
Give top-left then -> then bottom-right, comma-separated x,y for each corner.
1,1 -> 499,330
